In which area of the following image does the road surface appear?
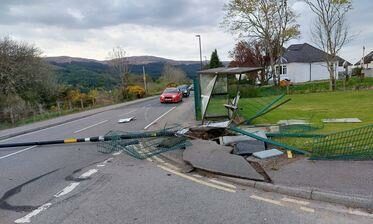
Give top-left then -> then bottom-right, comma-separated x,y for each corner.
0,95 -> 372,224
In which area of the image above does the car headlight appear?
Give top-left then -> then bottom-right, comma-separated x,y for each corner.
172,95 -> 177,98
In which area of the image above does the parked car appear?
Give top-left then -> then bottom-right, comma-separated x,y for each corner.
177,85 -> 190,97
160,88 -> 183,103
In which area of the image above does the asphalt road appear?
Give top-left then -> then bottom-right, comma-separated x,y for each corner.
0,95 -> 372,224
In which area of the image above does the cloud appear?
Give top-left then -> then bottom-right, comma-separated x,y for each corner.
0,0 -> 226,30
0,0 -> 371,62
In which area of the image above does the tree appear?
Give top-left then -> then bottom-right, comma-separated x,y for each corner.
229,41 -> 266,67
229,41 -> 269,84
304,0 -> 352,91
108,46 -> 130,97
222,0 -> 300,85
208,49 -> 224,68
160,64 -> 188,84
88,89 -> 99,106
0,37 -> 56,123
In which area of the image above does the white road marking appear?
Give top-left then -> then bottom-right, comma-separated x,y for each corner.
300,206 -> 315,213
97,158 -> 113,167
73,120 -> 108,133
0,146 -> 37,160
112,151 -> 122,156
0,115 -> 97,143
192,174 -> 203,178
14,203 -> 52,223
118,109 -> 137,117
152,156 -> 165,163
250,195 -> 283,206
79,169 -> 98,178
157,165 -> 236,193
281,197 -> 310,206
348,208 -> 373,218
54,182 -> 80,197
143,106 -> 176,130
208,179 -> 237,189
162,162 -> 181,171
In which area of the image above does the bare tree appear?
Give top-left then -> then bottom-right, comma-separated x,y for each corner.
160,64 -> 188,84
108,46 -> 130,94
304,0 -> 352,91
222,0 -> 300,85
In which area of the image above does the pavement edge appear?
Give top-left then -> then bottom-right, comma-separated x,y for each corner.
160,152 -> 373,210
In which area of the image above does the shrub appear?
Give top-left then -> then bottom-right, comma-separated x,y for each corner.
126,85 -> 145,99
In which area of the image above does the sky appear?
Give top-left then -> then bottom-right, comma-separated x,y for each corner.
0,0 -> 371,63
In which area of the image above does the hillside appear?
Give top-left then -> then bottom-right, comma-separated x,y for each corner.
45,56 -> 202,90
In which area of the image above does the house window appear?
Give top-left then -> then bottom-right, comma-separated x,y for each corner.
276,65 -> 287,75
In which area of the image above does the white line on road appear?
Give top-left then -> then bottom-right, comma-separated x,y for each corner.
54,182 -> 80,197
250,195 -> 283,206
0,146 -> 37,160
14,203 -> 52,223
79,169 -> 98,178
97,158 -> 114,167
348,208 -> 373,218
73,120 -> 108,133
117,109 -> 137,117
281,197 -> 310,206
112,151 -> 122,156
157,165 -> 236,193
143,107 -> 176,130
300,206 -> 315,213
208,179 -> 237,189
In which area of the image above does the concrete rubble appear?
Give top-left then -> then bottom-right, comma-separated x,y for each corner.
322,118 -> 362,123
183,139 -> 266,181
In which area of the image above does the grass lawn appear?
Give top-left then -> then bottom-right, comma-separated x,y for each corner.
206,90 -> 373,133
240,90 -> 373,133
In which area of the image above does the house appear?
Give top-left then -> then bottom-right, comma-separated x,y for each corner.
353,50 -> 373,77
275,43 -> 350,83
354,50 -> 373,69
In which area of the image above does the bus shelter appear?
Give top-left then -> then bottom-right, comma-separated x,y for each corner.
197,67 -> 263,124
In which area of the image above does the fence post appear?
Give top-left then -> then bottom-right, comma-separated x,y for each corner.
193,78 -> 201,120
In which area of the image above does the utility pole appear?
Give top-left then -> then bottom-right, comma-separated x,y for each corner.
196,35 -> 203,70
142,66 -> 147,94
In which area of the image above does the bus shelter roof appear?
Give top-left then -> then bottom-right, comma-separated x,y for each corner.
198,67 -> 263,75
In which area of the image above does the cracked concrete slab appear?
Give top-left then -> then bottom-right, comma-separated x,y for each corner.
183,140 -> 265,181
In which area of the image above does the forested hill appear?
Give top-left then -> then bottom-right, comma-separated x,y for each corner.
44,56 -> 201,90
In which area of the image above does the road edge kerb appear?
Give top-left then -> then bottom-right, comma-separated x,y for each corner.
0,96 -> 158,141
217,175 -> 373,209
159,152 -> 373,210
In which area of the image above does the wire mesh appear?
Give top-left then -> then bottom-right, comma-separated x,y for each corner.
311,124 -> 373,160
97,130 -> 189,159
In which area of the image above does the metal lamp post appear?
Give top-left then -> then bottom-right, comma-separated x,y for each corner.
196,35 -> 203,70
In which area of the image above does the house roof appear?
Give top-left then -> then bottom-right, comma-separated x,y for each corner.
198,67 -> 263,75
354,50 -> 373,65
281,43 -> 350,66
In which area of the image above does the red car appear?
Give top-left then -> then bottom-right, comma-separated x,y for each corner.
160,88 -> 183,103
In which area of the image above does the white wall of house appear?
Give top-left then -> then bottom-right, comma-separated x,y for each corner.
276,61 -> 342,83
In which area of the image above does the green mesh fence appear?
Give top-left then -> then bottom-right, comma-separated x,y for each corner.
97,130 -> 189,159
311,125 -> 373,160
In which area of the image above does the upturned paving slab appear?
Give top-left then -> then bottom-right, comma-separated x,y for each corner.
183,139 -> 265,181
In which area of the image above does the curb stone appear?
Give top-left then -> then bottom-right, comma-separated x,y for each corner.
0,96 -> 158,141
160,152 -> 373,209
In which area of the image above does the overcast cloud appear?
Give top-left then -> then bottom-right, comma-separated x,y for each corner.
0,0 -> 371,63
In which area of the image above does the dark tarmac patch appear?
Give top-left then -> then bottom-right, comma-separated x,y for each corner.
0,169 -> 59,212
